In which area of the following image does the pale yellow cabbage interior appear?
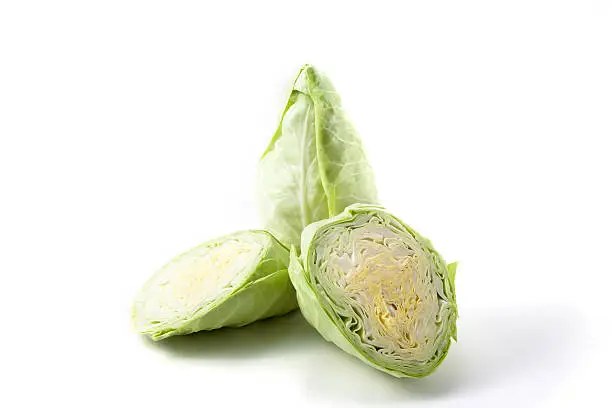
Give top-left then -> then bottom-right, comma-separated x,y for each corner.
313,214 -> 449,366
134,236 -> 264,331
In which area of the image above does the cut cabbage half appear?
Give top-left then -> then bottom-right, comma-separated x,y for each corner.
133,230 -> 297,340
289,204 -> 457,377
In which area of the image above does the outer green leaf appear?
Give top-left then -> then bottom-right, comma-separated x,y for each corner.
258,65 -> 378,250
133,230 -> 297,341
289,204 -> 458,378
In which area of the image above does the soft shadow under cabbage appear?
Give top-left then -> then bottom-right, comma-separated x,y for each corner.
298,305 -> 582,404
141,311 -> 319,360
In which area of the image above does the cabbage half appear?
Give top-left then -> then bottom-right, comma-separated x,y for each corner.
258,64 -> 378,250
289,204 -> 457,377
133,230 -> 297,340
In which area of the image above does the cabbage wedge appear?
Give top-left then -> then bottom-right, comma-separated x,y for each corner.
258,64 -> 378,250
133,230 -> 297,340
289,204 -> 457,377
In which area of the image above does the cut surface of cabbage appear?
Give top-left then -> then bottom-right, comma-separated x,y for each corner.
133,230 -> 296,340
290,204 -> 457,377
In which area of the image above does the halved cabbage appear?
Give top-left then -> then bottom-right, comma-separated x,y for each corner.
133,230 -> 297,340
289,204 -> 457,377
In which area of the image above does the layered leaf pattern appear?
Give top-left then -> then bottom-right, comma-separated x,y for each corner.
289,204 -> 458,378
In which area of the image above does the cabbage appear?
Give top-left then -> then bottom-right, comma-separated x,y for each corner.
258,64 -> 378,250
133,230 -> 297,340
288,204 -> 457,377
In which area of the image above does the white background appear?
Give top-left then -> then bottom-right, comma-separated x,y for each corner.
1,1 -> 611,407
